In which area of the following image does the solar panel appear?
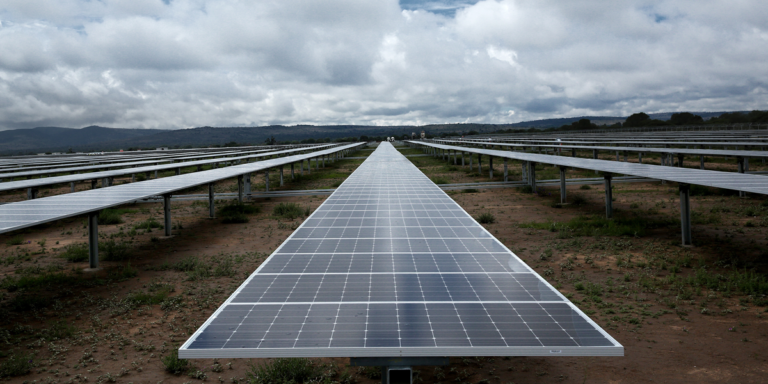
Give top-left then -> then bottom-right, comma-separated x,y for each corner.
180,142 -> 622,358
415,142 -> 768,195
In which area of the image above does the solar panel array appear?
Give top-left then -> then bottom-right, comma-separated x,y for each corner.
0,144 -> 336,193
415,142 -> 768,195
180,142 -> 622,358
0,143 -> 360,235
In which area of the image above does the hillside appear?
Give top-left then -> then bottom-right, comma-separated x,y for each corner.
0,126 -> 164,154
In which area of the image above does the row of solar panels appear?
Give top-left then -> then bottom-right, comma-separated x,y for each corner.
414,141 -> 768,195
433,139 -> 768,161
0,144 -> 311,172
0,144 -> 338,195
0,143 -> 363,235
0,147 -> 285,178
180,142 -> 623,359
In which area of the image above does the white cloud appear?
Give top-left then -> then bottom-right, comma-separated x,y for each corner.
0,0 -> 766,130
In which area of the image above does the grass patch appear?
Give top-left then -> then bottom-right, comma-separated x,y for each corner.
247,358 -> 336,384
134,217 -> 162,231
219,202 -> 260,224
162,347 -> 190,375
517,185 -> 534,194
273,202 -> 310,220
61,243 -> 89,262
431,176 -> 450,184
463,188 -> 479,193
520,215 -> 675,238
5,236 -> 24,246
98,208 -> 129,225
579,184 -> 592,190
477,212 -> 496,224
101,240 -> 131,261
0,353 -> 34,378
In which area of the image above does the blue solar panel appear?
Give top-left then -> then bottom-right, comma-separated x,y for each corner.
180,143 -> 622,358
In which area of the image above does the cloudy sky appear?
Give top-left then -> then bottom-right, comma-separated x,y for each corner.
0,0 -> 766,130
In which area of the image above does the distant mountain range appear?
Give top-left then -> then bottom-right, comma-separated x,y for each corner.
0,111 -> 742,155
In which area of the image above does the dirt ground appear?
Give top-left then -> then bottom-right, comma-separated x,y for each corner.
1,145 -> 767,383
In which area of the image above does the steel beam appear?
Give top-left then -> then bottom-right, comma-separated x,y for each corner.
208,183 -> 215,218
163,194 -> 172,237
559,166 -> 567,204
680,183 -> 692,246
88,211 -> 99,269
604,173 -> 613,219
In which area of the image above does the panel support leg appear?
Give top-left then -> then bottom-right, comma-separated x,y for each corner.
88,211 -> 99,269
280,165 -> 284,186
700,156 -> 705,170
680,183 -> 692,246
70,182 -> 75,192
461,152 -> 465,166
604,174 -> 613,219
678,155 -> 684,168
593,149 -> 599,174
163,194 -> 172,237
738,157 -> 746,198
291,163 -> 295,179
26,188 -> 38,200
477,154 -> 481,174
530,162 -> 537,193
245,173 -> 251,197
208,183 -> 215,218
503,159 -> 508,182
489,156 -> 493,179
265,170 -> 270,192
237,175 -> 244,203
639,153 -> 643,164
559,166 -> 567,204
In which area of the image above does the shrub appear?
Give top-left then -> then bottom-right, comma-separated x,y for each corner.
579,184 -> 592,190
431,176 -> 450,185
134,217 -> 162,231
273,203 -> 308,220
247,358 -> 334,384
477,212 -> 496,224
5,236 -> 23,246
220,203 -> 260,224
101,240 -> 131,261
98,209 -> 124,225
463,188 -> 479,193
517,185 -> 533,194
61,243 -> 89,262
0,353 -> 34,378
135,173 -> 147,182
162,348 -> 190,375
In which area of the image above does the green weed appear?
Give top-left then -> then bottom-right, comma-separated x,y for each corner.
162,347 -> 190,375
101,240 -> 131,261
61,243 -> 89,262
98,209 -> 124,225
273,202 -> 308,220
220,203 -> 260,224
247,358 -> 336,384
0,353 -> 34,378
134,217 -> 162,231
5,236 -> 23,246
431,176 -> 450,184
477,212 -> 496,224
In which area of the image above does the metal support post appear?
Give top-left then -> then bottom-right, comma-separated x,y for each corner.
503,158 -> 508,182
175,167 -> 181,175
245,173 -> 251,197
700,156 -> 705,170
623,151 -> 627,162
237,175 -> 244,203
593,149 -> 599,174
677,155 -> 684,168
145,172 -> 150,180
291,163 -> 295,179
604,174 -> 613,219
737,158 -> 746,198
163,194 -> 172,237
521,161 -> 527,182
529,162 -> 537,193
280,166 -> 284,186
469,153 -> 473,169
639,153 -> 643,163
265,170 -> 270,192
616,151 -> 619,161
154,170 -> 158,178
26,188 -> 38,199
559,166 -> 567,204
316,157 -> 319,170
477,154 -> 481,174
70,182 -> 76,192
131,174 -> 135,182
461,152 -> 465,166
208,183 -> 215,218
88,211 -> 99,269
489,156 -> 493,179
453,150 -> 457,165
680,184 -> 692,246
91,180 -> 97,189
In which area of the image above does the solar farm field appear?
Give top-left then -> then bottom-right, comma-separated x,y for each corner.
0,143 -> 766,383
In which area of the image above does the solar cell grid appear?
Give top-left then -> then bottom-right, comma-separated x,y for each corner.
180,142 -> 622,358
